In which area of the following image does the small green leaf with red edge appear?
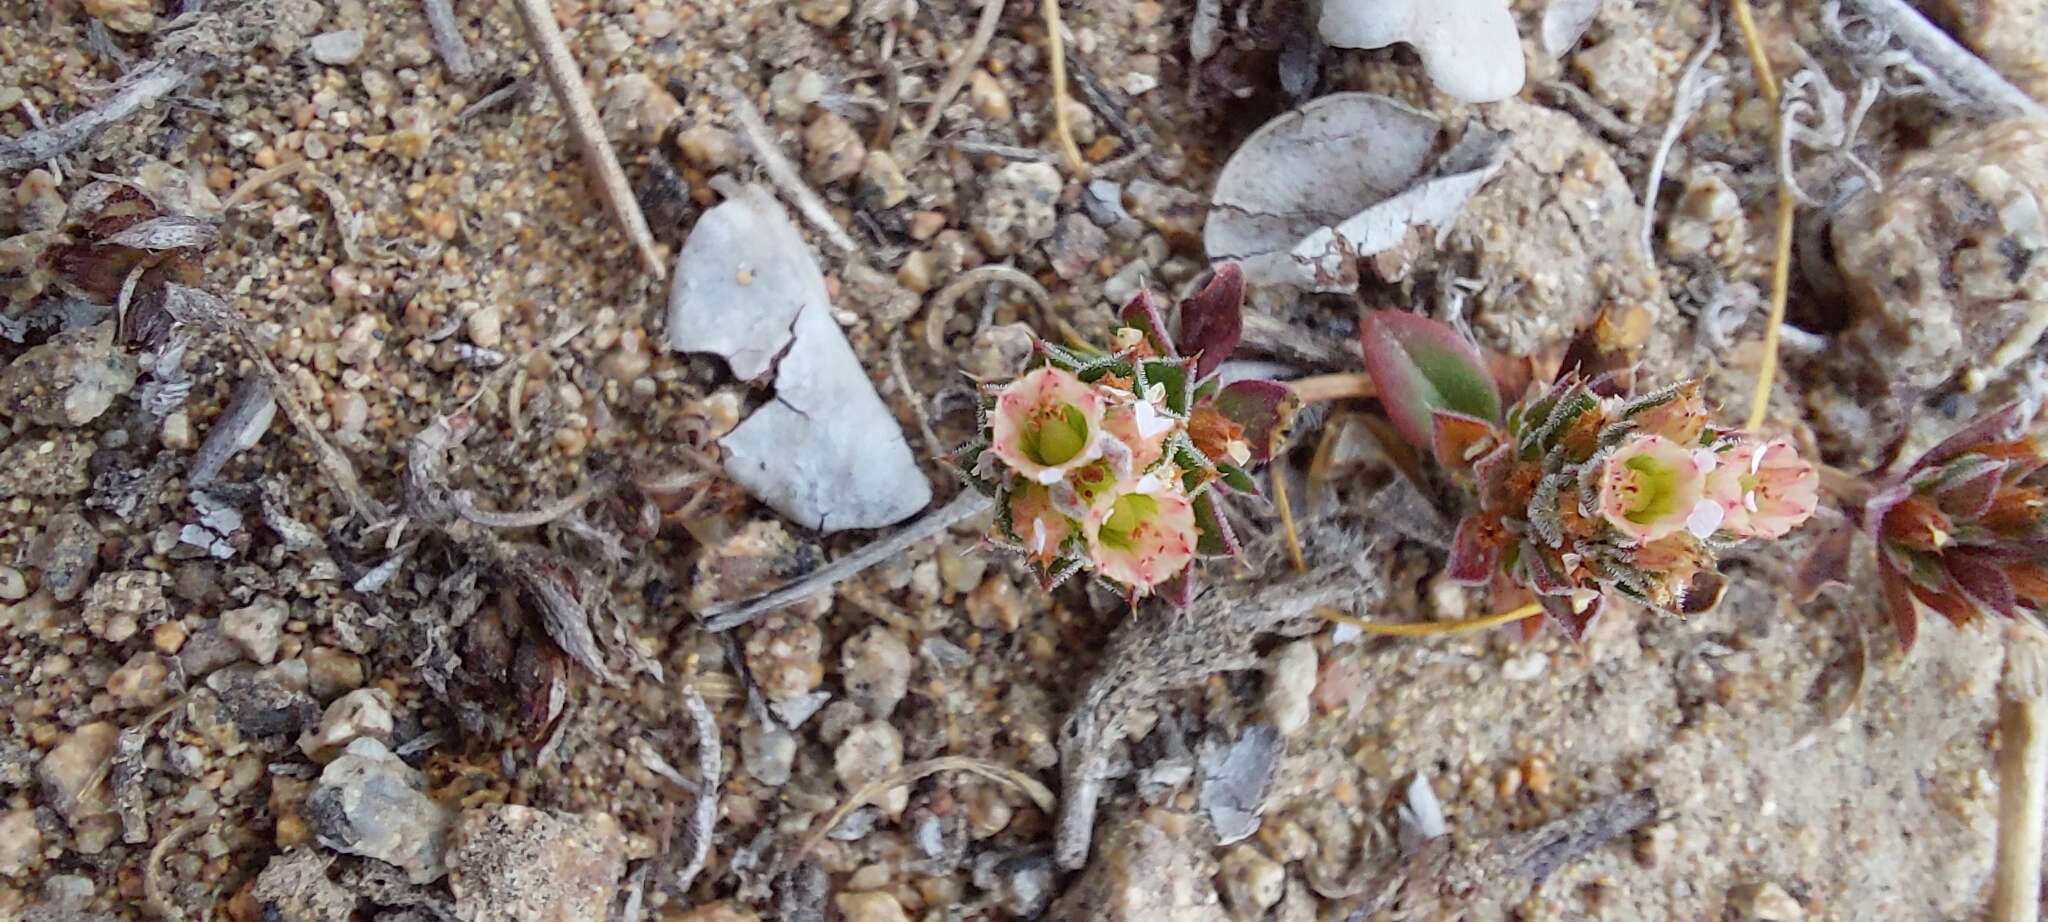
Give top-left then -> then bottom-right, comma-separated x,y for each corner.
1215,462 -> 1259,495
1178,263 -> 1245,381
1359,310 -> 1501,449
1211,379 -> 1299,464
1192,491 -> 1241,557
1119,289 -> 1176,356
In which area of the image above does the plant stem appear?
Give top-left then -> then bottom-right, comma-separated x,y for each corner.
1290,372 -> 1378,404
1042,0 -> 1089,177
1272,463 -> 1307,573
1317,602 -> 1541,638
1728,0 -> 1795,434
1995,622 -> 2048,922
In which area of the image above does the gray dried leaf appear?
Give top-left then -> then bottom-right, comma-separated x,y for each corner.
1199,725 -> 1280,845
1396,771 -> 1447,850
1319,0 -> 1526,102
1210,99 -> 1510,292
666,184 -> 931,533
102,214 -> 219,251
190,377 -> 277,486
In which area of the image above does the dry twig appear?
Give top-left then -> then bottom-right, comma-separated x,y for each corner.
0,58 -> 205,173
1318,601 -> 1543,638
1831,0 -> 2048,119
1042,0 -> 1088,176
783,755 -> 1056,874
673,685 -> 722,894
508,0 -> 666,278
420,0 -> 477,80
716,84 -> 860,254
702,490 -> 994,631
923,264 -> 1055,354
906,0 -> 1006,161
1641,21 -> 1723,256
1994,622 -> 2048,922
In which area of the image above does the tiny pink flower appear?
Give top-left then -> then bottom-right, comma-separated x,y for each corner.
1598,434 -> 1713,544
1101,389 -> 1177,475
1007,482 -> 1077,565
990,367 -> 1108,485
1083,475 -> 1198,593
1707,437 -> 1820,539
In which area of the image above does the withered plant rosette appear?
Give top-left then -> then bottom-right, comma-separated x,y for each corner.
955,264 -> 1299,606
1361,311 -> 1820,638
1800,403 -> 2048,651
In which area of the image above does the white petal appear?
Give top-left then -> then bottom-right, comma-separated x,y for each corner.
1034,467 -> 1065,485
1132,399 -> 1174,439
1686,499 -> 1725,538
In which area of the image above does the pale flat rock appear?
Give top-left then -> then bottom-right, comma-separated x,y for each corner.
1320,0 -> 1527,102
667,185 -> 930,533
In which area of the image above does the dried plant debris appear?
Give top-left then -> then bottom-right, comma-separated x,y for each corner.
665,184 -> 931,532
1318,0 -> 1526,102
1198,725 -> 1280,846
1055,570 -> 1361,868
1540,0 -> 1601,57
1205,93 -> 1508,292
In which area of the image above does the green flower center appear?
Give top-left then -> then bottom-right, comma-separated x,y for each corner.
1024,403 -> 1090,467
1620,454 -> 1685,525
1099,493 -> 1158,551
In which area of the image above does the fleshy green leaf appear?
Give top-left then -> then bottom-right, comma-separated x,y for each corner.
1216,462 -> 1259,495
1118,289 -> 1177,357
1139,358 -> 1195,416
1192,490 -> 1241,557
1359,311 -> 1501,448
1178,263 -> 1245,381
1211,379 -> 1299,464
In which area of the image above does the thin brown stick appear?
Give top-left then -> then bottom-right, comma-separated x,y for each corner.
1271,462 -> 1307,573
715,84 -> 859,255
508,0 -> 666,278
1994,622 -> 2048,922
1290,372 -> 1377,403
906,0 -> 1006,161
0,58 -> 202,173
421,0 -> 477,80
1041,0 -> 1088,177
701,490 -> 994,631
783,755 -> 1055,874
923,264 -> 1054,354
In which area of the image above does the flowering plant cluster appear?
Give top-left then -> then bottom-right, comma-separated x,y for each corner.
1361,312 -> 1820,638
957,265 -> 1297,605
1802,402 -> 2048,650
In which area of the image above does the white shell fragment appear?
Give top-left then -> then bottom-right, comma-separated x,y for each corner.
666,185 -> 932,533
1319,0 -> 1527,103
1540,0 -> 1602,57
1205,93 -> 1511,292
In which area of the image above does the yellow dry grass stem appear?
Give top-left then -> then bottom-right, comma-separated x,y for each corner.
1318,601 -> 1543,637
1042,0 -> 1090,177
1272,460 -> 1308,572
1729,0 -> 1795,433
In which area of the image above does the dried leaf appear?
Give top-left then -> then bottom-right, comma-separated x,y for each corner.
1881,561 -> 1921,650
1359,310 -> 1502,448
1200,725 -> 1280,846
100,215 -> 219,251
1318,0 -> 1526,102
1289,128 -> 1511,292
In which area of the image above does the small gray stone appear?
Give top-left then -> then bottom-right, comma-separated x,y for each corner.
1046,213 -> 1108,281
1217,845 -> 1285,918
251,851 -> 358,922
206,663 -> 321,748
1200,726 -> 1280,846
222,595 -> 289,664
309,29 -> 366,65
973,162 -> 1063,256
28,512 -> 99,603
1262,640 -> 1317,736
839,626 -> 912,718
178,621 -> 245,677
448,804 -> 625,922
741,718 -> 797,786
37,722 -> 117,830
300,687 -> 398,761
0,325 -> 138,427
306,738 -> 452,884
834,720 -> 906,815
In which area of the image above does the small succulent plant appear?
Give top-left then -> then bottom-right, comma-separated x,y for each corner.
1803,403 -> 2048,650
1361,311 -> 1820,638
957,264 -> 1298,605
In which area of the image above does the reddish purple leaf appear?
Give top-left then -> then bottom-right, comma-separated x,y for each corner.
1948,556 -> 2020,619
1909,402 -> 2028,474
1935,458 -> 2007,520
1540,592 -> 1601,642
1211,379 -> 1299,464
1119,289 -> 1176,357
1880,562 -> 1920,652
1861,482 -> 1915,547
1358,310 -> 1501,449
1910,581 -> 1978,628
1794,523 -> 1857,603
1178,264 -> 1246,381
1446,516 -> 1500,585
